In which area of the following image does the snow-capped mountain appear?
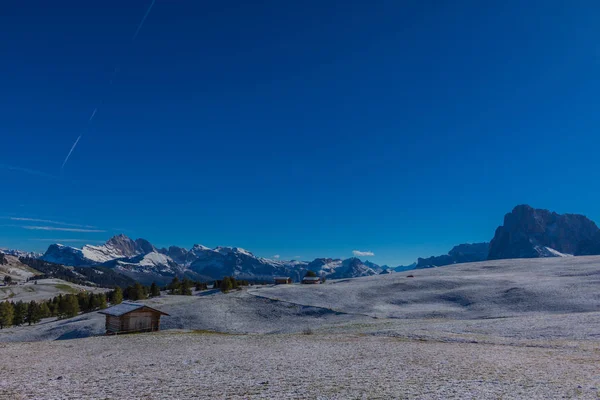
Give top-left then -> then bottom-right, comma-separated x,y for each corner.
0,248 -> 42,259
328,257 -> 379,279
39,234 -> 388,284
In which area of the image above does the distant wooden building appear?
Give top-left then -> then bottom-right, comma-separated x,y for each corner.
99,302 -> 169,335
274,277 -> 292,284
301,276 -> 321,284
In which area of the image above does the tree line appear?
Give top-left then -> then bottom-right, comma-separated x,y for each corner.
0,291 -> 108,329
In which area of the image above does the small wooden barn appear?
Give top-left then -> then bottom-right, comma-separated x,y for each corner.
99,302 -> 169,335
301,276 -> 321,284
274,276 -> 292,284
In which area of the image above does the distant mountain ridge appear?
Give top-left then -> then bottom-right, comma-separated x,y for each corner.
416,242 -> 490,269
40,236 -> 386,284
30,204 -> 600,284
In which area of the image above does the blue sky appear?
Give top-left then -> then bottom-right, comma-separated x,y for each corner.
1,1 -> 600,265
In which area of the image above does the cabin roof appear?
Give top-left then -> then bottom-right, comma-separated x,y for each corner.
99,302 -> 170,317
274,276 -> 291,280
302,276 -> 320,281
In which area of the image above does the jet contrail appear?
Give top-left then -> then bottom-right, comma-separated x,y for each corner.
61,0 -> 157,170
132,0 -> 156,41
61,135 -> 81,169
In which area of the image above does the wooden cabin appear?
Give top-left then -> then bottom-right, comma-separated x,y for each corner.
301,276 -> 321,284
99,302 -> 169,335
274,277 -> 292,284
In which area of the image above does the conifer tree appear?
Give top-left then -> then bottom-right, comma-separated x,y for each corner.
57,295 -> 67,319
150,282 -> 161,297
98,293 -> 107,309
39,302 -> 51,319
112,287 -> 123,305
65,295 -> 80,318
168,277 -> 181,295
78,292 -> 90,313
133,282 -> 146,300
221,277 -> 233,293
181,278 -> 193,295
13,301 -> 27,326
26,301 -> 41,325
0,301 -> 14,329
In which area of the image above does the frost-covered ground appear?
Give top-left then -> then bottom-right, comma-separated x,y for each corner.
1,256 -> 600,398
254,255 -> 600,319
1,332 -> 599,399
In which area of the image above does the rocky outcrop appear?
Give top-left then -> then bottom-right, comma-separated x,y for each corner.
488,205 -> 600,260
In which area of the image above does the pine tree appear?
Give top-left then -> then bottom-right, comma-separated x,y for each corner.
78,292 -> 90,313
0,301 -> 14,329
39,302 -> 51,319
64,295 -> 79,318
112,287 -> 123,305
181,278 -> 192,295
98,293 -> 107,309
57,295 -> 67,319
150,282 -> 161,297
3,275 -> 12,285
221,277 -> 233,293
13,301 -> 27,326
305,270 -> 317,278
168,277 -> 181,295
133,282 -> 146,300
52,296 -> 60,316
26,301 -> 41,325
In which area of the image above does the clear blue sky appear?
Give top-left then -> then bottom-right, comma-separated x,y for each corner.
1,1 -> 600,266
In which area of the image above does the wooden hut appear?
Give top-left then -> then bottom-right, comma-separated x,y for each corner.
301,276 -> 321,284
274,277 -> 292,284
99,302 -> 169,335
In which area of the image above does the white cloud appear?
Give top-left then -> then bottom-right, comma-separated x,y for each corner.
273,255 -> 280,259
353,250 -> 375,257
22,226 -> 105,233
9,217 -> 96,228
29,238 -> 105,243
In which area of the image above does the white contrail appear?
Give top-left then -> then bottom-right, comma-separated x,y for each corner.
61,135 -> 81,169
61,108 -> 96,169
61,1 -> 157,170
132,0 -> 156,41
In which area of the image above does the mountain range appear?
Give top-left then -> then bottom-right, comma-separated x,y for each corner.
22,204 -> 600,285
40,235 -> 386,284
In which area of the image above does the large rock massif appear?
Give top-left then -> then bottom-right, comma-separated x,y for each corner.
488,205 -> 600,259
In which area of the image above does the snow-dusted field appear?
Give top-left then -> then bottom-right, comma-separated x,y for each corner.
254,255 -> 600,319
1,256 -> 600,398
1,331 -> 599,399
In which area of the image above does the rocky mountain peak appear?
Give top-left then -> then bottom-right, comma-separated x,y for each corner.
488,205 -> 600,259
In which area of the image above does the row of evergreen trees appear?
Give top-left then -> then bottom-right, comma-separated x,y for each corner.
214,276 -> 250,292
165,276 -> 248,294
0,291 -> 108,329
